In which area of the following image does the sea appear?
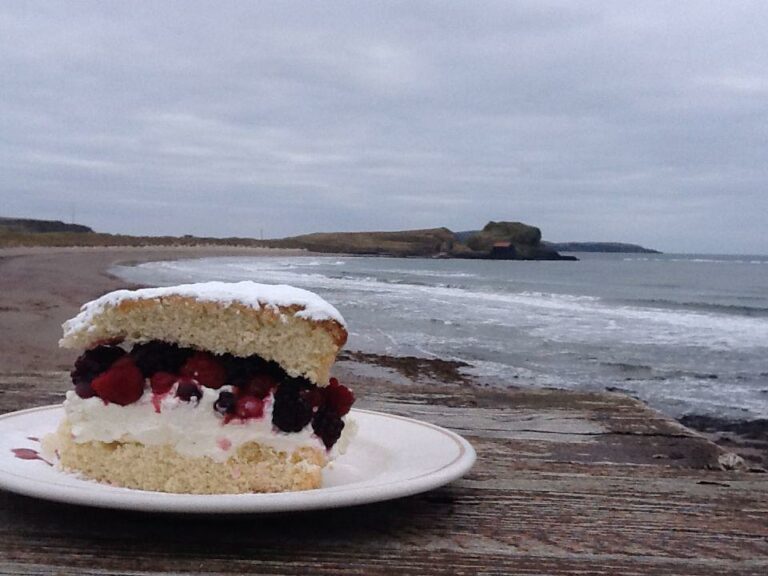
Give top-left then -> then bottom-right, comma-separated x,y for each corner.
113,253 -> 768,422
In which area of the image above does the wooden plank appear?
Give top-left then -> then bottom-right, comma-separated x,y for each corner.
1,370 -> 766,575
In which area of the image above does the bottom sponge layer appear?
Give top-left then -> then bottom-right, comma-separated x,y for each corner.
43,422 -> 325,494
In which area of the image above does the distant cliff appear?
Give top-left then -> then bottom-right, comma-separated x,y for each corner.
457,221 -> 575,260
543,242 -> 661,254
269,221 -> 576,260
0,217 -> 93,234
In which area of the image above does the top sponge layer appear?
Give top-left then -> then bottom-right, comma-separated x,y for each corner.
60,281 -> 347,386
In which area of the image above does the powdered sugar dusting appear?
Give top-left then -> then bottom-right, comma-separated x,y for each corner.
62,281 -> 345,339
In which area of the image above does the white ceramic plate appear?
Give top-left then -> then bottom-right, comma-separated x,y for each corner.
0,405 -> 475,513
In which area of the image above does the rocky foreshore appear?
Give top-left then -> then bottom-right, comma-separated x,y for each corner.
680,414 -> 768,470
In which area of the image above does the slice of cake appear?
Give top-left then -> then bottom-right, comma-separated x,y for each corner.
43,281 -> 356,494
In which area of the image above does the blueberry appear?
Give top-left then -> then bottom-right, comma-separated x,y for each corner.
214,391 -> 237,415
176,380 -> 202,402
74,380 -> 97,399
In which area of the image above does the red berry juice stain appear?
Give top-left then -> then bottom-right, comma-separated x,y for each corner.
151,394 -> 163,413
11,448 -> 53,466
217,438 -> 232,451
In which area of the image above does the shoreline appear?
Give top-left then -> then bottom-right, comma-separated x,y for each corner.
0,246 -> 311,372
1,245 -> 765,468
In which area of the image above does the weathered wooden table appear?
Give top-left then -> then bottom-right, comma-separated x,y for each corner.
1,361 -> 766,576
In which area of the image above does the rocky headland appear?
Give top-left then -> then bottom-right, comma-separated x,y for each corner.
270,221 -> 576,260
1,217 -> 578,261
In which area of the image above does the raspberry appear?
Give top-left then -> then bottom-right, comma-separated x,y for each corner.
150,371 -> 178,395
324,378 -> 355,417
214,391 -> 237,415
303,387 -> 325,410
91,356 -> 145,406
131,341 -> 192,377
181,352 -> 227,389
312,408 -> 345,449
272,379 -> 313,432
236,395 -> 264,419
71,345 -> 126,388
175,378 -> 202,402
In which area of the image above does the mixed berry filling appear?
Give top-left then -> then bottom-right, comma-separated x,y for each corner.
70,341 -> 354,449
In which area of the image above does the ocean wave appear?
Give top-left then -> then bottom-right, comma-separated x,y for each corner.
599,361 -> 654,373
126,257 -> 768,351
623,256 -> 768,265
518,291 -> 600,303
117,255 -> 768,420
633,298 -> 768,317
379,269 -> 478,279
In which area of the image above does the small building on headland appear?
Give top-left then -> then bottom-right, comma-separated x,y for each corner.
490,241 -> 517,259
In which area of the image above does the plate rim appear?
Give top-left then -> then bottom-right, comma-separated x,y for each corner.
0,404 -> 476,514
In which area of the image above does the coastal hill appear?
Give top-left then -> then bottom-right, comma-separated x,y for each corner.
544,241 -> 661,254
268,227 -> 456,257
0,217 -> 93,234
0,216 -> 580,260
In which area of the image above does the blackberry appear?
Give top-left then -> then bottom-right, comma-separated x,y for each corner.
264,360 -> 288,381
131,341 -> 192,377
221,353 -> 267,387
312,408 -> 345,449
214,391 -> 237,415
71,345 -> 125,387
271,379 -> 313,432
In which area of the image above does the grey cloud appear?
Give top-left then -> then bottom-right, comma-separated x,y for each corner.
1,1 -> 767,253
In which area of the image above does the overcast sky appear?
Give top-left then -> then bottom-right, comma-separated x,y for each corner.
1,2 -> 767,253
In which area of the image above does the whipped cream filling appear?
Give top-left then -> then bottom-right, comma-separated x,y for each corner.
63,385 -> 355,463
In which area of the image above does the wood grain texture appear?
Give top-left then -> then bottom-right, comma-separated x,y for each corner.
1,369 -> 766,575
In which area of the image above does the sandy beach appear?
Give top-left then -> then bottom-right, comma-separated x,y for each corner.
0,245 -> 486,387
0,246 -> 314,373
